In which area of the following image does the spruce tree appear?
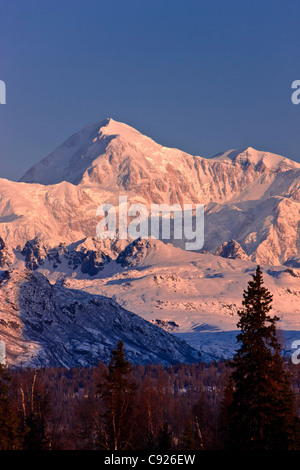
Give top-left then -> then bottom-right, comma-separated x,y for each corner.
225,265 -> 296,450
180,420 -> 196,450
97,340 -> 136,450
157,422 -> 172,451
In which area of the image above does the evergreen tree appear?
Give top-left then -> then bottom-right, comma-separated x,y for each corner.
225,266 -> 296,450
97,340 -> 136,450
180,420 -> 196,450
23,413 -> 48,450
157,422 -> 172,451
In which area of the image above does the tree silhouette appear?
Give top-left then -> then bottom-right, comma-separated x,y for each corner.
225,266 -> 296,450
180,420 -> 197,450
157,422 -> 172,451
97,341 -> 136,450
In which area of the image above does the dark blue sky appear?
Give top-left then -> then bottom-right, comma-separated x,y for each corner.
1,0 -> 300,181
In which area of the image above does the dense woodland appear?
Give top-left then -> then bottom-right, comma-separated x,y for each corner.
1,358 -> 230,450
1,266 -> 300,451
0,355 -> 298,450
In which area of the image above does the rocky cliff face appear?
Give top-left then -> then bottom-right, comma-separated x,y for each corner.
215,240 -> 249,260
0,269 -> 200,367
0,237 -> 12,268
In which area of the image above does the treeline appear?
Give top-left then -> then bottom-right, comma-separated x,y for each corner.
0,356 -> 231,450
0,353 -> 300,450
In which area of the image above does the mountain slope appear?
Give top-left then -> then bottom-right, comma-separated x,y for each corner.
203,195 -> 300,265
0,268 -> 200,367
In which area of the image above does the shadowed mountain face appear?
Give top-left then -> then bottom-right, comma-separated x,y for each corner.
0,269 -> 200,367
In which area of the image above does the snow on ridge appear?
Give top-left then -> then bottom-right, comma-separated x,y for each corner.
19,118 -> 300,188
211,146 -> 300,171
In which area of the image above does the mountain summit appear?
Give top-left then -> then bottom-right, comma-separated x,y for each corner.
20,118 -> 300,206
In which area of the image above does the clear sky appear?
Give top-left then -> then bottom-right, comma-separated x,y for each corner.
1,0 -> 300,181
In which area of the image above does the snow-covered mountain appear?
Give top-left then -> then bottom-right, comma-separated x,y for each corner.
0,117 -> 299,366
20,118 -> 300,206
0,268 -> 200,367
0,118 -> 295,264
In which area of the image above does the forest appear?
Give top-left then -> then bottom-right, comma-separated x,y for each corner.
2,358 -> 231,450
0,354 -> 300,451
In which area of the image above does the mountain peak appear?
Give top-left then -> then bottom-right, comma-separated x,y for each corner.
19,118 -> 300,208
19,118 -> 154,186
211,146 -> 299,171
96,117 -> 144,141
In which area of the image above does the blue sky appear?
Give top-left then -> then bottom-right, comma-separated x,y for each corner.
1,0 -> 300,181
